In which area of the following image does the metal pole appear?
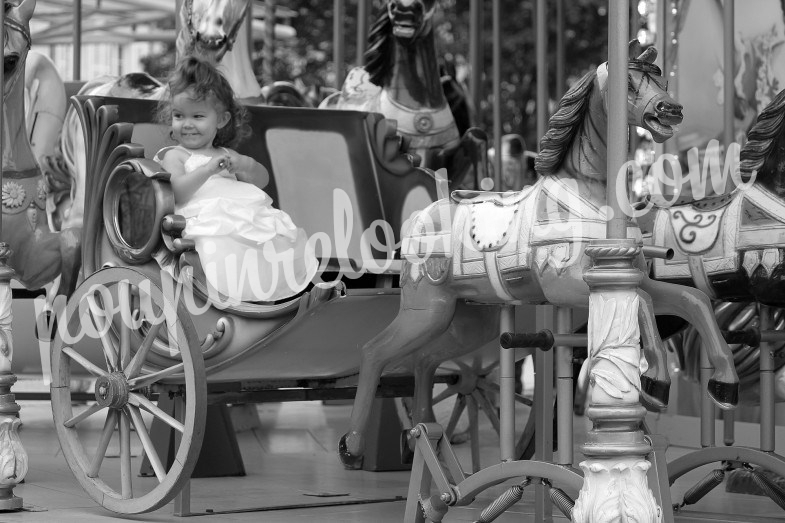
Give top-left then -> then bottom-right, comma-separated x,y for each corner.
498,305 -> 515,461
246,0 -> 253,52
555,307 -> 573,468
73,0 -> 82,80
574,3 -> 661,521
606,0 -> 629,240
469,0 -> 482,123
0,4 -> 26,511
723,0 -> 735,189
356,0 -> 369,64
262,0 -> 275,85
492,0 -> 501,190
555,0 -> 565,98
760,306 -> 775,452
536,0 -> 548,143
333,0 -> 346,89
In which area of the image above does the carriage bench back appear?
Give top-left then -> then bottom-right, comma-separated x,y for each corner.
73,95 -> 439,277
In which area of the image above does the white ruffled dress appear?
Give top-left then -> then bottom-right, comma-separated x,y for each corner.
156,145 -> 318,302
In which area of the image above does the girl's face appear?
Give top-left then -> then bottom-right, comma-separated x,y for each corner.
170,89 -> 230,151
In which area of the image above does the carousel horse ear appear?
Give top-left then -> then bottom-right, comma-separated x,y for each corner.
18,0 -> 37,23
638,46 -> 658,63
628,39 -> 645,60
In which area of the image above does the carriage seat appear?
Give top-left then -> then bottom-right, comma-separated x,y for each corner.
78,95 -> 438,288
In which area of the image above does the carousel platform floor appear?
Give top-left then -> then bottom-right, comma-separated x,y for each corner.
5,382 -> 785,522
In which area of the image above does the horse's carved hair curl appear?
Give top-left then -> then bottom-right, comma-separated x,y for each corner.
364,2 -> 394,86
535,70 -> 597,176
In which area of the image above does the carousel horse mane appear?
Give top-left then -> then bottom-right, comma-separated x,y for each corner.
739,87 -> 785,196
535,70 -> 597,176
364,4 -> 395,86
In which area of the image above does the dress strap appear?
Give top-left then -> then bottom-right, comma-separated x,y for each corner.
154,144 -> 190,163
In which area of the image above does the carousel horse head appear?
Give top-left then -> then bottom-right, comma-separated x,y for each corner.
365,0 -> 437,86
3,0 -> 35,100
536,41 -> 682,179
178,0 -> 251,63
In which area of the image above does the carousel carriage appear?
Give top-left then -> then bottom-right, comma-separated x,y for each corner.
46,92 -> 462,514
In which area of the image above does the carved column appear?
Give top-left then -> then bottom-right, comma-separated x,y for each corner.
0,244 -> 26,510
572,240 -> 660,522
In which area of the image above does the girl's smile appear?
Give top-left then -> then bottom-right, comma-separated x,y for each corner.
170,89 -> 230,151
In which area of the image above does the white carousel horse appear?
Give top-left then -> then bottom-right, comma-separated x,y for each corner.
337,42 -> 740,469
320,0 -> 488,189
50,0 -> 260,233
0,0 -> 80,300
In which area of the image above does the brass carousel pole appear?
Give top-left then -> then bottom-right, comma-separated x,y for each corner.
572,2 -> 661,521
0,5 -> 27,511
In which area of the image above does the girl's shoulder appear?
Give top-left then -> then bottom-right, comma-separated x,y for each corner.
154,145 -> 190,164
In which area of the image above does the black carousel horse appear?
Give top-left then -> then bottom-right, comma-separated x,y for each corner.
320,0 -> 488,189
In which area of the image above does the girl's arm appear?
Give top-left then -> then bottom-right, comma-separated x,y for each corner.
159,148 -> 227,203
224,149 -> 270,189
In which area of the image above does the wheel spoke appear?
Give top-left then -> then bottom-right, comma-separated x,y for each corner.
63,346 -> 108,377
88,410 -> 117,478
129,393 -> 184,433
472,390 -> 500,434
477,379 -> 532,406
87,294 -> 118,371
445,394 -> 466,437
118,282 -> 132,368
120,411 -> 133,499
124,321 -> 163,380
433,386 -> 459,406
126,405 -> 165,483
128,363 -> 184,389
64,403 -> 105,428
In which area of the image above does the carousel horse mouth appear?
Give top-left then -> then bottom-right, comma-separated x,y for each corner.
193,33 -> 230,61
644,108 -> 683,143
392,19 -> 420,39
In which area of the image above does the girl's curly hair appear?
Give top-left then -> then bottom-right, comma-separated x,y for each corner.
157,55 -> 251,148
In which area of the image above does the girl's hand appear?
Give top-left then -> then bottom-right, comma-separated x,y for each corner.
207,154 -> 230,174
222,149 -> 245,175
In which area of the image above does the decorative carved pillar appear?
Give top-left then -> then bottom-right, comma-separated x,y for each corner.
572,239 -> 661,523
0,244 -> 26,510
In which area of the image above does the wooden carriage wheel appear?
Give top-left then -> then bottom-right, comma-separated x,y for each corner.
51,267 -> 206,514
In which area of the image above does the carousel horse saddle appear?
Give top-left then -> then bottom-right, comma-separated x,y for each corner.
652,185 -> 785,281
452,188 -> 532,252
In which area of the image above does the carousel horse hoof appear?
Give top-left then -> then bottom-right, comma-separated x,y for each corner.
640,376 -> 670,412
400,429 -> 415,465
708,379 -> 739,410
34,310 -> 56,342
338,433 -> 364,470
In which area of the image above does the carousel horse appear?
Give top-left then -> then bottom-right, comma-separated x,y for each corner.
49,0 -> 258,233
642,86 -> 785,403
319,0 -> 488,189
0,0 -> 79,297
337,42 -> 740,469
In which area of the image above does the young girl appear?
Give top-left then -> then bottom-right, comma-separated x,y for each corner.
155,56 -> 318,302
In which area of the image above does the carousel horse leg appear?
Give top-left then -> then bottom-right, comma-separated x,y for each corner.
640,277 -> 739,409
57,227 -> 81,296
637,288 -> 671,411
340,285 -> 457,470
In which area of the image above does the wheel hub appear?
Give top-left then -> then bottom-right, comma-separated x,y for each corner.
94,372 -> 130,409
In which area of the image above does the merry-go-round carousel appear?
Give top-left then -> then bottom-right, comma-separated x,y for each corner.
0,0 -> 781,521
